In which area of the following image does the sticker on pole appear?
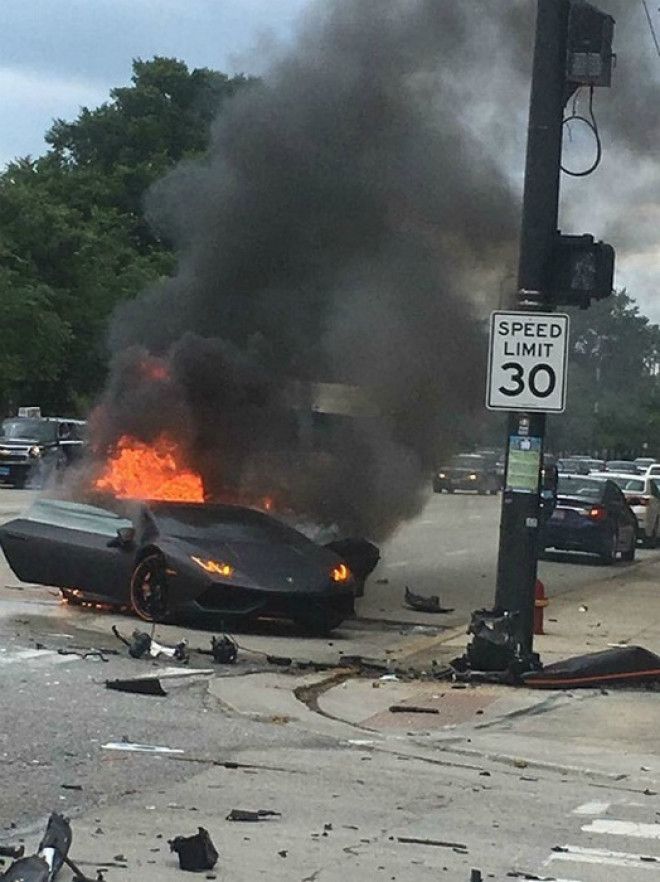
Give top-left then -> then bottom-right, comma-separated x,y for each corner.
486,311 -> 569,413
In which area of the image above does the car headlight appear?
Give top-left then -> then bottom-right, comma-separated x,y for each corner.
438,472 -> 446,479
331,563 -> 351,583
469,473 -> 478,481
191,555 -> 234,577
28,446 -> 42,459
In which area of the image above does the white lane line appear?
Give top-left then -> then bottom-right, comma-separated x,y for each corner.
582,819 -> 660,839
547,844 -> 660,869
573,801 -> 611,816
0,648 -> 75,666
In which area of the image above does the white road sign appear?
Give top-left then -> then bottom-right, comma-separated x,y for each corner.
486,311 -> 569,413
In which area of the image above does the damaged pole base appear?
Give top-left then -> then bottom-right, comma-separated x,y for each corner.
451,608 -> 542,683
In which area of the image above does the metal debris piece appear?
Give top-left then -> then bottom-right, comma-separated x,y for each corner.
169,828 -> 218,872
105,677 -> 168,696
111,626 -> 188,661
225,809 -> 281,822
389,705 -> 440,715
0,848 -> 24,860
396,836 -> 467,850
210,636 -> 238,665
404,587 -> 454,614
266,655 -> 293,667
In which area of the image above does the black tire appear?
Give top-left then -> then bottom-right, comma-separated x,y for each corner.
489,488 -> 498,496
600,531 -> 618,566
447,487 -> 455,494
432,480 -> 442,494
622,535 -> 636,562
130,553 -> 169,622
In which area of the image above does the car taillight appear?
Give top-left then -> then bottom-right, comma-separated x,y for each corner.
588,506 -> 608,521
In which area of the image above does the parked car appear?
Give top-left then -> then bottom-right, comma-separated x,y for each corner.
557,458 -> 590,475
0,416 -> 86,488
634,457 -> 657,471
433,453 -> 500,495
0,498 -> 357,634
541,474 -> 637,564
604,460 -> 639,475
591,472 -> 660,546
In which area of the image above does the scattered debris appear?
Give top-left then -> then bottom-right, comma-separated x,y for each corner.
112,626 -> 188,661
226,810 -> 281,822
60,785 -> 83,792
56,649 -> 113,662
169,828 -> 218,872
389,705 -> 439,715
396,836 -> 468,851
0,847 -> 24,860
0,813 -> 72,882
404,587 -> 454,614
375,578 -> 389,584
208,636 -> 238,665
266,654 -> 293,667
106,677 -> 168,696
578,605 -> 588,613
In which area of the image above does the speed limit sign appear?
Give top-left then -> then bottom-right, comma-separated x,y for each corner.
486,311 -> 569,413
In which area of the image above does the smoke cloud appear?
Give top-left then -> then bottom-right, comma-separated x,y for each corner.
99,0 -> 659,539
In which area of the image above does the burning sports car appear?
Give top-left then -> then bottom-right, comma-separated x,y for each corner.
0,498 -> 358,634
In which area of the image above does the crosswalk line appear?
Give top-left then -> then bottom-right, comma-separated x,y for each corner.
573,801 -> 611,816
582,819 -> 660,840
547,844 -> 660,869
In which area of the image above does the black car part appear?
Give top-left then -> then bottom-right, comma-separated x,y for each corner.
524,645 -> 660,689
169,828 -> 219,872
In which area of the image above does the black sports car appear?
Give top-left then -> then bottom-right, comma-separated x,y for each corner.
0,498 -> 359,634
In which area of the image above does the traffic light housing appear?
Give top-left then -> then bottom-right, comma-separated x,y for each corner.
566,1 -> 615,89
547,232 -> 615,308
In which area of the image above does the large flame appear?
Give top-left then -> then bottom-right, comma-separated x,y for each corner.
95,434 -> 204,502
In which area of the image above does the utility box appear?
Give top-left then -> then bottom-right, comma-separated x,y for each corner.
567,1 -> 615,87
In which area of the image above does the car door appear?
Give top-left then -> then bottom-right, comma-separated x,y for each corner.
648,479 -> 660,538
50,502 -> 138,603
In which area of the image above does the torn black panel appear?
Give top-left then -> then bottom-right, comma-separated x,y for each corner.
524,645 -> 660,689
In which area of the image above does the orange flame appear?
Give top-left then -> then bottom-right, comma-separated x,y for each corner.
95,434 -> 204,502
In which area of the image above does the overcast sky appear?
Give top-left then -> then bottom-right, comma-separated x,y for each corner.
1,0 -> 658,318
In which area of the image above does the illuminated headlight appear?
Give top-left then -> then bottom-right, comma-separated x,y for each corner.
331,563 -> 351,583
469,473 -> 478,481
28,446 -> 42,459
438,472 -> 446,479
191,555 -> 234,577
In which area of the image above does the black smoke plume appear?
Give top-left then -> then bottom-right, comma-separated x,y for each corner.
92,0 -> 524,539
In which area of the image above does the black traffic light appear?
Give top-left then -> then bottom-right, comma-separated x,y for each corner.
566,1 -> 615,89
547,232 -> 615,308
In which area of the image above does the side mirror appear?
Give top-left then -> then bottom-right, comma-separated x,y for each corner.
108,526 -> 136,549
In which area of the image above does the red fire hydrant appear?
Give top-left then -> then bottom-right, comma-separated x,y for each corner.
534,578 -> 549,635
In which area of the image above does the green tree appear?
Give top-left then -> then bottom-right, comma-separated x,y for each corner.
0,57 -> 252,414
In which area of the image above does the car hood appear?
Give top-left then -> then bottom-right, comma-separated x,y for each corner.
165,536 -> 346,593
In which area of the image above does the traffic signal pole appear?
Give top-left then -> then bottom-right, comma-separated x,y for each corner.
493,0 -> 570,661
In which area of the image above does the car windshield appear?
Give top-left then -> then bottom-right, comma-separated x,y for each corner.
557,476 -> 605,503
608,476 -> 645,493
154,505 -> 313,549
451,455 -> 485,468
1,419 -> 57,443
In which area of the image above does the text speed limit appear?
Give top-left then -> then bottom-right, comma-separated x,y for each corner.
486,311 -> 569,413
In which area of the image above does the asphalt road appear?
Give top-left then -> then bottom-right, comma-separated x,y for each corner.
361,489 -> 660,627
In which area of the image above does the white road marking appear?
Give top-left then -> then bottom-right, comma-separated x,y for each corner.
0,648 -> 77,666
102,742 -> 184,755
582,819 -> 660,839
573,801 -> 611,816
547,844 -> 660,869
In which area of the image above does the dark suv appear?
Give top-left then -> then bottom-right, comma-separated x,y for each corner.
0,417 -> 86,487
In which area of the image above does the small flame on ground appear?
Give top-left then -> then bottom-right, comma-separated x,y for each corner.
95,434 -> 204,502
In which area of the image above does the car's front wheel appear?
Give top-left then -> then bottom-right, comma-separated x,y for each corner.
130,553 -> 169,622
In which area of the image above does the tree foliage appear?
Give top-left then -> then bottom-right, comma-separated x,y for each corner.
0,57 -> 252,414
